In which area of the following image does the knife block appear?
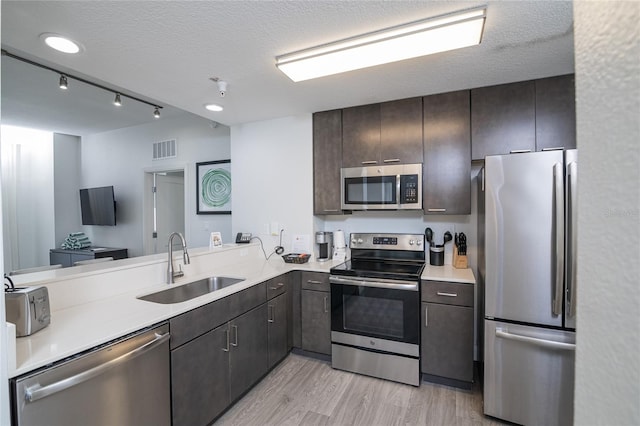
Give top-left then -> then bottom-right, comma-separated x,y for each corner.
453,245 -> 468,269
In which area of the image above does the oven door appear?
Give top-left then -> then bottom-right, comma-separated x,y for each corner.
330,276 -> 420,350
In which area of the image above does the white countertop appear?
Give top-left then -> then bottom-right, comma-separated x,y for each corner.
421,264 -> 476,284
9,250 -> 474,379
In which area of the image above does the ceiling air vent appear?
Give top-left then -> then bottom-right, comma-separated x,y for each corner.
152,139 -> 177,160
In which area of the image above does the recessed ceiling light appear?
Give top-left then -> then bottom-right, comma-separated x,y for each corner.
205,104 -> 224,112
41,33 -> 82,54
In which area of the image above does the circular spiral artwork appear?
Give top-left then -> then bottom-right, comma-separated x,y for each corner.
201,168 -> 231,208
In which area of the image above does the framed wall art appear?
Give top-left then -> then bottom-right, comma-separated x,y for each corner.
196,160 -> 231,214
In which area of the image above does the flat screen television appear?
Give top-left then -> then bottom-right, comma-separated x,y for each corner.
79,186 -> 117,226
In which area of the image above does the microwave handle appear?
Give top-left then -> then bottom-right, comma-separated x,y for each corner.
396,174 -> 401,206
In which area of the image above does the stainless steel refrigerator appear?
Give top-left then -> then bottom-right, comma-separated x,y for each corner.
482,149 -> 577,426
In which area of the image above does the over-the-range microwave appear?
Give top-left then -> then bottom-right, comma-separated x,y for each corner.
340,163 -> 422,211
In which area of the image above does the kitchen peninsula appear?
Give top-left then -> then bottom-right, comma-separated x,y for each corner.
7,242 -> 474,425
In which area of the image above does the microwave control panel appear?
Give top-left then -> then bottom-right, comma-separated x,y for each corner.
400,174 -> 420,204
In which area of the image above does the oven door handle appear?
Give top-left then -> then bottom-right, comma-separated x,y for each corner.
329,275 -> 418,291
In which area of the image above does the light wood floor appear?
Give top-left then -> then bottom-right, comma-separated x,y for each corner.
216,353 -> 505,426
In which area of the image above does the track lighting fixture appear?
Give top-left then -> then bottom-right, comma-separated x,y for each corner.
2,49 -> 165,117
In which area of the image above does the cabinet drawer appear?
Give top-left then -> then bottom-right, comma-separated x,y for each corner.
228,282 -> 266,319
170,298 -> 229,349
421,281 -> 474,307
301,271 -> 330,292
266,275 -> 287,300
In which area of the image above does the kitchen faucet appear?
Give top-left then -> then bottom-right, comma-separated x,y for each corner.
167,232 -> 190,284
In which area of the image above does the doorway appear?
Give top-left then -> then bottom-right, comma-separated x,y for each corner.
143,169 -> 185,255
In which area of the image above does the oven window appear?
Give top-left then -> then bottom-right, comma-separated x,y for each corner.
343,295 -> 404,339
344,176 -> 396,204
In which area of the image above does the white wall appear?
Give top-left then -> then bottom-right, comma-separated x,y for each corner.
231,115 -> 314,254
81,113 -> 231,256
0,126 -> 55,271
53,133 -> 82,245
573,2 -> 640,425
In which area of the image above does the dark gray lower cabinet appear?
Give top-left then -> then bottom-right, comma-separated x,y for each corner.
267,293 -> 288,369
301,289 -> 331,355
421,302 -> 474,382
229,304 -> 268,402
171,325 -> 229,426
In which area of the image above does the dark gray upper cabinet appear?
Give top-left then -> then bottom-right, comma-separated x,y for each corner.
535,74 -> 576,151
313,110 -> 343,215
423,90 -> 471,215
342,103 -> 381,167
380,97 -> 424,164
342,99 -> 423,168
471,80 -> 536,160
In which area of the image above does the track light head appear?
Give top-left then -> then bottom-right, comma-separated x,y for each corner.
59,74 -> 68,90
114,93 -> 122,106
153,107 -> 160,119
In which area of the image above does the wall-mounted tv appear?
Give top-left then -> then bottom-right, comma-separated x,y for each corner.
79,186 -> 117,226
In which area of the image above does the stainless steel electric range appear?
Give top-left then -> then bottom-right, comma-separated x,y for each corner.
329,233 -> 425,386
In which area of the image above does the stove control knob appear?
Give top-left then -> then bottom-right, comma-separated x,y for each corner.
417,240 -> 422,246
357,238 -> 363,244
409,239 -> 415,245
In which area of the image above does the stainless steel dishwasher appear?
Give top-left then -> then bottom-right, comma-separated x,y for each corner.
11,323 -> 171,426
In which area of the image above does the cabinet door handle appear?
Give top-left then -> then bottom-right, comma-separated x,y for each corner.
510,149 -> 532,154
268,304 -> 275,323
222,328 -> 230,352
436,292 -> 458,297
307,280 -> 324,285
323,209 -> 339,212
427,208 -> 447,212
361,160 -> 377,165
323,296 -> 328,313
425,306 -> 428,327
231,325 -> 239,347
383,158 -> 400,163
269,282 -> 285,290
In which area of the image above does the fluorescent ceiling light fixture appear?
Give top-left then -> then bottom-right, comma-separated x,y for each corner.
205,104 -> 224,112
276,7 -> 486,82
41,33 -> 82,54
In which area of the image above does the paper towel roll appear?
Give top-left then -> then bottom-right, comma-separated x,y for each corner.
6,322 -> 16,374
333,230 -> 346,249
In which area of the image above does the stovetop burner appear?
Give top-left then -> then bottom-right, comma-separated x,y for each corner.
330,233 -> 426,281
330,258 -> 425,281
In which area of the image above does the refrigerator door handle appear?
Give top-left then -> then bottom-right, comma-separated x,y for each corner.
496,328 -> 575,351
567,161 -> 578,318
552,162 -> 565,316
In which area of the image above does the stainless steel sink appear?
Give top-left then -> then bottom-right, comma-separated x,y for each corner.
137,276 -> 245,304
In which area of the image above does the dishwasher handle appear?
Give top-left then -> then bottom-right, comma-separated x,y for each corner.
24,331 -> 170,403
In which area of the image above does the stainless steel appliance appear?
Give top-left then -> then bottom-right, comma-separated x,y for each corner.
4,286 -> 51,337
330,233 -> 425,386
482,150 -> 577,425
11,324 -> 171,426
340,163 -> 422,210
315,231 -> 333,262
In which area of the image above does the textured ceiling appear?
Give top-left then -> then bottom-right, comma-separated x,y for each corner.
1,1 -> 574,134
